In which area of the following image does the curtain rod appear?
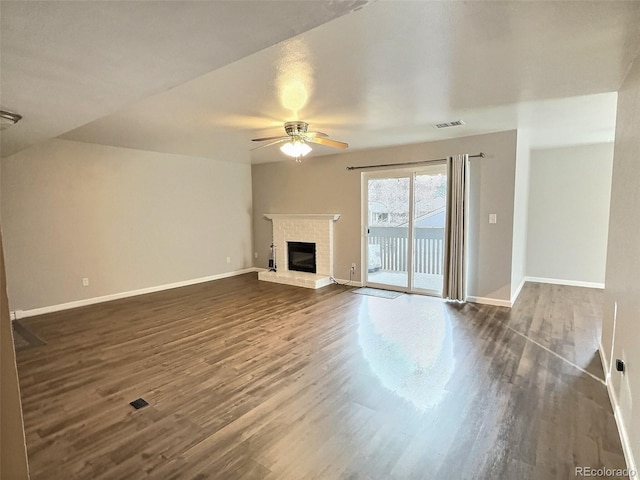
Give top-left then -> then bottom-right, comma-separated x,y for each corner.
345,152 -> 485,171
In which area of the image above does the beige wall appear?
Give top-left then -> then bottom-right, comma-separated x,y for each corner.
252,130 -> 518,302
1,139 -> 253,312
526,143 -> 614,285
602,54 -> 640,469
1,166 -> 30,477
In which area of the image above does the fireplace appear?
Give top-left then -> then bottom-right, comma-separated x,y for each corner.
288,241 -> 316,273
258,213 -> 340,289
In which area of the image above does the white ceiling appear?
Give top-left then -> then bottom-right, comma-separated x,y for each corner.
2,1 -> 640,163
0,0 -> 367,157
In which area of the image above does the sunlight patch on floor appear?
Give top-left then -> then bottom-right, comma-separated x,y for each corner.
357,295 -> 454,410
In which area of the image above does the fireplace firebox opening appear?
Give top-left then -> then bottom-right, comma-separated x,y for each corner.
288,241 -> 316,274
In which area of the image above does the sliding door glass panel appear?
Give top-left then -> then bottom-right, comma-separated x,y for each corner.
366,176 -> 410,289
412,169 -> 447,294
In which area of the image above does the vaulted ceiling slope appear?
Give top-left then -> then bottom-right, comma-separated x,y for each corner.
0,0 -> 368,157
2,1 -> 640,163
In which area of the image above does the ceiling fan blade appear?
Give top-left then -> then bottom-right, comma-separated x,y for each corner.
251,135 -> 288,142
307,136 -> 349,149
305,131 -> 328,138
250,138 -> 289,151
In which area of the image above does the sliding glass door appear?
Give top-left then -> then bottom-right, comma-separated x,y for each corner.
364,165 -> 447,295
412,170 -> 447,293
365,175 -> 411,289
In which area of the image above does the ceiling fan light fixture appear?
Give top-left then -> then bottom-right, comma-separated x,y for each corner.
251,120 -> 347,160
280,139 -> 312,158
0,109 -> 23,130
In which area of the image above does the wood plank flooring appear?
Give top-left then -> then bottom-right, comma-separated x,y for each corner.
15,274 -> 626,479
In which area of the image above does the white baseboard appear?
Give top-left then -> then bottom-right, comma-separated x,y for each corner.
599,342 -> 611,381
525,276 -> 604,289
510,278 -> 526,306
599,345 -> 637,478
466,295 -> 512,308
466,277 -> 604,309
11,268 -> 260,319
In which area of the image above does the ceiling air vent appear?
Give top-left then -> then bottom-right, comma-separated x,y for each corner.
434,120 -> 465,129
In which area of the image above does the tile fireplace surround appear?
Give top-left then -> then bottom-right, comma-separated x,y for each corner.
258,213 -> 340,289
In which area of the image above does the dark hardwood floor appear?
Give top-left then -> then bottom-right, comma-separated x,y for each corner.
14,274 -> 626,479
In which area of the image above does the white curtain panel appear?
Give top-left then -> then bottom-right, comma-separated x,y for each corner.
442,154 -> 468,301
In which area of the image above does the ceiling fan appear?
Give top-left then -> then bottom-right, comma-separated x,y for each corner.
251,121 -> 348,162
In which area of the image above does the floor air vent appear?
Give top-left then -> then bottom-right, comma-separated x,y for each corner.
129,398 -> 149,409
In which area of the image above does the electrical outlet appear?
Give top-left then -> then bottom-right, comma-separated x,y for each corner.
226,257 -> 231,264
82,277 -> 89,287
351,263 -> 356,273
254,252 -> 258,259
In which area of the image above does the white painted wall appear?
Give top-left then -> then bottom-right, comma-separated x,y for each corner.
1,139 -> 254,312
510,130 -> 531,302
602,54 -> 640,473
525,143 -> 614,286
